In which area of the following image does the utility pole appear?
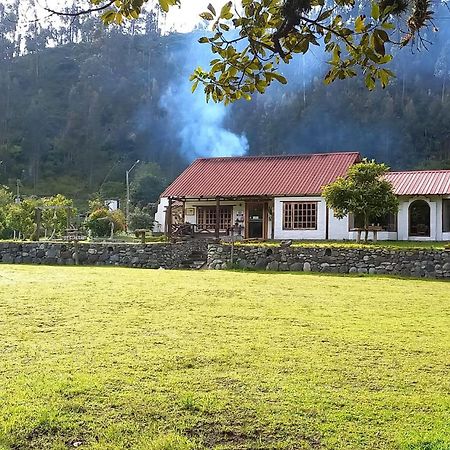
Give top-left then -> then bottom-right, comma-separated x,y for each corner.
126,160 -> 140,232
15,178 -> 21,203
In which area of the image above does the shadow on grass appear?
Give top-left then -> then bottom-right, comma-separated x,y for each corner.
225,267 -> 449,283
403,441 -> 450,450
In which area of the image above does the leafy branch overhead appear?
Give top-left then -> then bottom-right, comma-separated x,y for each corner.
53,0 -> 439,102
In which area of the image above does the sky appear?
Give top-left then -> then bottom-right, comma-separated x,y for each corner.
20,0 -> 235,33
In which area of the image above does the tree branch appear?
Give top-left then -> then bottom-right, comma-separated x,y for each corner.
43,1 -> 115,17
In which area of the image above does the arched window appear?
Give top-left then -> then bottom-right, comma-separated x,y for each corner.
409,200 -> 430,237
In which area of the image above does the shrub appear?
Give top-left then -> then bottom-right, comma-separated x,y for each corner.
85,208 -> 125,237
0,185 -> 13,238
5,198 -> 41,239
129,206 -> 154,231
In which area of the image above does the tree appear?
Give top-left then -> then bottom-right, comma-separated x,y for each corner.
130,162 -> 167,206
0,185 -> 13,237
41,194 -> 77,237
129,205 -> 154,231
5,198 -> 41,239
322,160 -> 399,242
46,0 -> 440,103
84,200 -> 126,237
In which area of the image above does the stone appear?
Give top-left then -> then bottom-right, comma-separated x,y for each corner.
303,262 -> 311,272
46,247 -> 59,258
349,267 -> 357,274
290,262 -> 303,272
237,259 -> 248,269
254,258 -> 268,269
266,261 -> 279,271
368,268 -> 376,275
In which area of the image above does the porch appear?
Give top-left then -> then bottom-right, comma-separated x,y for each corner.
164,196 -> 274,241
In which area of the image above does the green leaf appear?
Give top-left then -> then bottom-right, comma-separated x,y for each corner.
269,72 -> 287,84
220,1 -> 233,19
381,21 -> 395,30
371,2 -> 380,20
355,15 -> 365,33
200,11 -> 214,20
365,73 -> 376,90
159,0 -> 169,13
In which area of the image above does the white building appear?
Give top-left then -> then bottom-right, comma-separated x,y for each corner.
154,152 -> 450,242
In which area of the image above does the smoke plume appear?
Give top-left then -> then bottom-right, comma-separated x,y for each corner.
159,33 -> 248,159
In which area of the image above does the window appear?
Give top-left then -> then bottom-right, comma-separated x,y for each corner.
443,199 -> 450,232
349,212 -> 397,232
197,206 -> 232,230
283,202 -> 317,230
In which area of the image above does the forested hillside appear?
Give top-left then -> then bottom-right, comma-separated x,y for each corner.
0,2 -> 449,206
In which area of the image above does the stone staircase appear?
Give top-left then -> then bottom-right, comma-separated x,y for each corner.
179,249 -> 208,269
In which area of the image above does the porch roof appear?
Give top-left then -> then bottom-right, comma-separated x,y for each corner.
162,152 -> 361,198
385,170 -> 450,196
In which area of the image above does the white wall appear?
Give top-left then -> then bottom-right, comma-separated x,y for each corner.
153,197 -> 169,233
397,197 -> 439,241
328,210 -> 349,240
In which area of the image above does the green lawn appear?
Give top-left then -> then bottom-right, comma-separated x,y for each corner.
0,267 -> 449,450
237,240 -> 450,250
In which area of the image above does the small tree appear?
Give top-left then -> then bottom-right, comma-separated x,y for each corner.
85,208 -> 126,238
323,160 -> 399,242
41,194 -> 77,237
5,198 -> 41,239
0,186 -> 13,238
129,206 -> 154,231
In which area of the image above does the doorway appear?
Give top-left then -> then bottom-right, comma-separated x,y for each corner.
246,203 -> 267,239
409,200 -> 430,237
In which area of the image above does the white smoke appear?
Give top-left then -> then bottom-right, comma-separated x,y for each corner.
161,84 -> 248,158
159,33 -> 249,160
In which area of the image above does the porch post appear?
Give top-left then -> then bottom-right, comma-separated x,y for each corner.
215,196 -> 220,240
166,197 -> 173,240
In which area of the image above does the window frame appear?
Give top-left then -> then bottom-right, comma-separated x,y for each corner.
196,205 -> 233,231
443,199 -> 450,233
282,201 -> 318,231
348,212 -> 398,232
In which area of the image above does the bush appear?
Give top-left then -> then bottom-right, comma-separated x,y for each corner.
85,208 -> 125,237
0,186 -> 13,238
5,198 -> 41,239
129,206 -> 154,231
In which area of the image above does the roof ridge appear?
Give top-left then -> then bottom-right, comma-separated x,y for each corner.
193,151 -> 360,162
387,169 -> 450,174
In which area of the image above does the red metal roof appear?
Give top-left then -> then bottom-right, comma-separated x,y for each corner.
162,152 -> 361,198
385,170 -> 450,196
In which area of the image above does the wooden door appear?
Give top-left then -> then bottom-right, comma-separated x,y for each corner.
245,202 -> 267,239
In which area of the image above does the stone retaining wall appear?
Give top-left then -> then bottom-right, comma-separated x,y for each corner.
0,241 -> 208,269
207,244 -> 450,279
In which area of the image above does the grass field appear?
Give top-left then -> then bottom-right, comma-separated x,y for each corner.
237,240 -> 450,250
0,266 -> 449,450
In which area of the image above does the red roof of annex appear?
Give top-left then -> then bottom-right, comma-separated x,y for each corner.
162,152 -> 361,198
384,170 -> 450,196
